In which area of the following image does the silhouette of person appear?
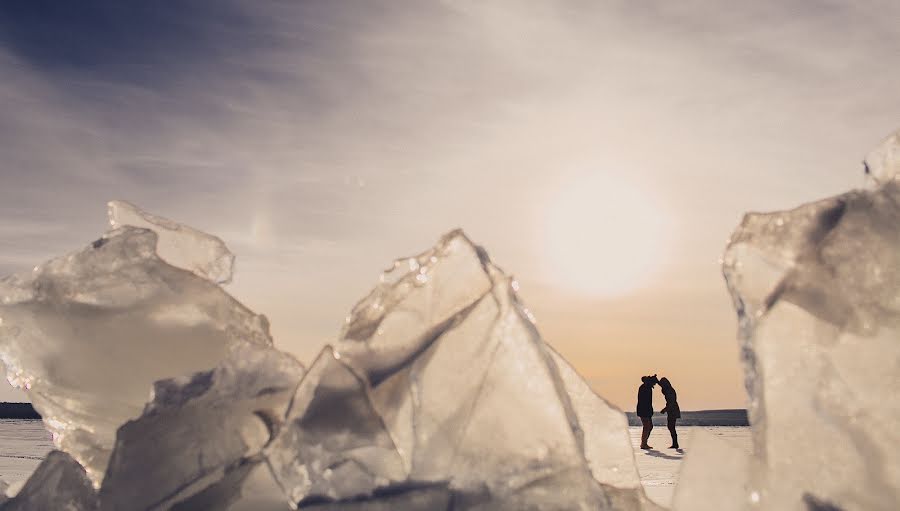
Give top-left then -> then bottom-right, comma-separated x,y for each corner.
636,374 -> 658,449
659,377 -> 681,449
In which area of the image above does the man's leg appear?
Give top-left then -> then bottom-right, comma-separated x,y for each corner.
640,417 -> 653,448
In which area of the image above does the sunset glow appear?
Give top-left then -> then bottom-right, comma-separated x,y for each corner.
542,174 -> 671,298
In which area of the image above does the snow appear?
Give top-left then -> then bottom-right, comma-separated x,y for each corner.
630,426 -> 752,509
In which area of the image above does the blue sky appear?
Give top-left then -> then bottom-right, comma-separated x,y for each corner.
0,1 -> 898,407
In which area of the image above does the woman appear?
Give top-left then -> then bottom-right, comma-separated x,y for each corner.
659,377 -> 681,449
636,374 -> 658,449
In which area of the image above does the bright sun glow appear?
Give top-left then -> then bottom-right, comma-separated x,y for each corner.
542,173 -> 671,298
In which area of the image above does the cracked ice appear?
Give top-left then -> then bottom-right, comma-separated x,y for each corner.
0,202 -> 656,510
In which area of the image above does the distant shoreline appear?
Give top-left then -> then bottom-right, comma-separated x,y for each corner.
626,409 -> 748,426
0,403 -> 41,419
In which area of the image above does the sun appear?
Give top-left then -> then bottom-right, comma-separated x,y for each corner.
541,173 -> 672,298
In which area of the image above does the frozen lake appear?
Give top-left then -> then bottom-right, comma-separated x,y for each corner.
0,420 -> 54,483
0,419 -> 750,508
630,425 -> 752,508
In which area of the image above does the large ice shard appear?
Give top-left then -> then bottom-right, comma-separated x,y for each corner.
717,129 -> 900,510
99,343 -> 304,510
0,206 -> 274,483
331,230 -> 653,510
0,451 -> 98,511
108,200 -> 235,284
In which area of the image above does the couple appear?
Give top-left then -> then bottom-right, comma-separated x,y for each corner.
636,374 -> 680,450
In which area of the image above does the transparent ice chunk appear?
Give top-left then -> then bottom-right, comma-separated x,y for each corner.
107,200 -> 234,284
337,230 -> 494,383
0,451 -> 98,511
336,231 -> 651,509
167,460 -> 256,511
226,463 -> 294,511
0,207 -> 273,483
99,343 -> 304,510
546,349 -> 643,491
265,346 -> 406,507
2,205 -> 656,510
864,128 -> 900,185
720,131 -> 900,509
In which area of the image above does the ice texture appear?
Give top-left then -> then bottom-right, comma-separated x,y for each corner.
99,343 -> 303,510
334,230 -> 652,510
547,349 -> 643,491
0,451 -> 98,511
0,212 -> 274,483
1,206 -> 651,510
265,346 -> 406,505
717,130 -> 900,510
337,231 -> 494,383
864,128 -> 900,184
296,485 -> 452,511
108,200 -> 235,284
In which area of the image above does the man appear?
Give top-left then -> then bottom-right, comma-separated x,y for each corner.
636,374 -> 658,449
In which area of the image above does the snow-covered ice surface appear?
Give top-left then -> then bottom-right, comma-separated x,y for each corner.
0,420 -> 52,482
0,205 -> 656,510
628,426 -> 752,509
669,428 -> 749,511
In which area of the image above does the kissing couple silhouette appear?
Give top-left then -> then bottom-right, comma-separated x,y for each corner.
636,374 -> 680,450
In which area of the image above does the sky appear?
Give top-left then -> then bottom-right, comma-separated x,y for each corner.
0,1 -> 898,410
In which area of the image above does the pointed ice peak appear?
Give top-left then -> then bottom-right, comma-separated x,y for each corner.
333,230 -> 651,508
337,230 -> 495,383
108,200 -> 235,284
863,128 -> 900,185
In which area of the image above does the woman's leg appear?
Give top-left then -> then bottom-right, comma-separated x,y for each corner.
667,415 -> 678,448
640,417 -> 653,448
